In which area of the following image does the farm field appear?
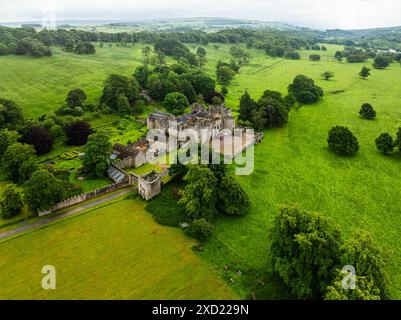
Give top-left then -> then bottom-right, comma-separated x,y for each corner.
1,42 -> 401,299
0,198 -> 237,300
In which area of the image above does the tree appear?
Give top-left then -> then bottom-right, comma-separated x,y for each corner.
81,131 -> 112,178
288,75 -> 323,104
373,55 -> 390,69
21,126 -> 53,155
359,103 -> 376,120
216,65 -> 235,85
134,65 -> 151,89
163,92 -> 189,116
327,126 -> 360,156
284,51 -> 300,60
375,133 -> 395,154
0,184 -> 23,219
218,176 -> 250,216
221,86 -> 228,96
196,47 -> 207,66
309,54 -> 321,61
186,218 -> 214,242
66,88 -> 87,108
253,90 -> 289,129
321,71 -> 334,81
100,74 -> 140,113
64,120 -> 93,146
359,66 -> 371,80
0,98 -> 24,130
335,51 -> 343,61
238,90 -> 258,122
2,143 -> 37,183
342,230 -> 389,299
0,129 -> 19,157
271,205 -> 342,299
178,166 -> 217,221
74,41 -> 96,54
23,170 -> 65,214
325,269 -> 381,300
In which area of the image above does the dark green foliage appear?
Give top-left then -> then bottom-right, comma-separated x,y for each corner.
375,133 -> 395,154
284,51 -> 300,60
0,98 -> 24,130
2,143 -> 37,183
321,71 -> 334,80
178,166 -> 217,221
163,92 -> 189,116
74,41 -> 96,54
327,126 -> 359,156
0,129 -> 19,157
0,184 -> 23,219
334,51 -> 343,61
216,65 -> 235,85
134,65 -> 152,89
253,90 -> 289,129
21,126 -> 53,155
23,170 -> 65,214
0,43 -> 9,55
100,74 -> 140,113
66,89 -> 87,108
168,163 -> 189,182
359,103 -> 376,119
288,75 -> 324,104
271,205 -> 342,299
221,86 -> 228,96
325,270 -> 381,300
81,131 -> 112,178
373,55 -> 390,69
186,218 -> 214,242
217,176 -> 250,216
359,66 -> 371,79
342,231 -> 389,299
15,37 -> 52,57
309,54 -> 321,61
64,120 -> 93,146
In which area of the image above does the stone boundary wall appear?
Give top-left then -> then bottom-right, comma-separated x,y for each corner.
38,180 -> 131,217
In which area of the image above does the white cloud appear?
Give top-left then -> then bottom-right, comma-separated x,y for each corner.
0,0 -> 400,29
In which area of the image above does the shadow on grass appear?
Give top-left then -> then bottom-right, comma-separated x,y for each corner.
145,182 -> 188,227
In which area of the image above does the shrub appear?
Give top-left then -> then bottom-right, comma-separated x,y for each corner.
327,126 -> 359,156
375,133 -> 395,154
187,218 -> 214,242
309,54 -> 321,61
359,103 -> 376,119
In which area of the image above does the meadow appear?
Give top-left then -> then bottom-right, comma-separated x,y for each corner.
1,42 -> 401,299
0,198 -> 237,299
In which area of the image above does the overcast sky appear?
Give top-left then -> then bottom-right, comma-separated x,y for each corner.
1,0 -> 401,29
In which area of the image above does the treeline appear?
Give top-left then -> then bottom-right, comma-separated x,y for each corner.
0,26 -> 320,58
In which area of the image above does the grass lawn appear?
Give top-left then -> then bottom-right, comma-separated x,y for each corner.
0,199 -> 237,300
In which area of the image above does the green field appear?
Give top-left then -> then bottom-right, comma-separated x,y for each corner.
1,43 -> 401,299
0,199 -> 237,300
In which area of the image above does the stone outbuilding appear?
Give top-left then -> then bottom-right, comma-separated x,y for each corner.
138,170 -> 162,200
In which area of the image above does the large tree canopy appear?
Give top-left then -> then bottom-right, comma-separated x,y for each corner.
81,131 -> 112,178
100,74 -> 140,113
23,170 -> 65,214
288,75 -> 323,104
271,205 -> 342,299
0,98 -> 24,130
